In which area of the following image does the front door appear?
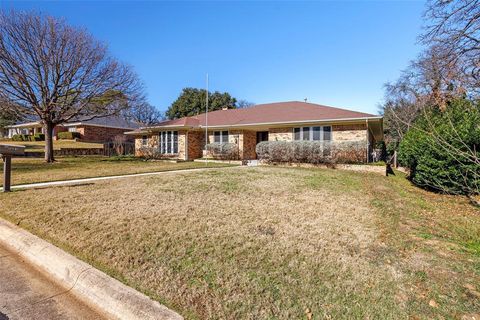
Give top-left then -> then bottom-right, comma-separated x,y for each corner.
256,131 -> 269,144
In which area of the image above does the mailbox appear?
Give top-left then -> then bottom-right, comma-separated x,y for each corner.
0,144 -> 25,157
0,144 -> 25,192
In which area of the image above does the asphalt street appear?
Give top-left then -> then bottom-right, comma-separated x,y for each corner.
0,244 -> 105,320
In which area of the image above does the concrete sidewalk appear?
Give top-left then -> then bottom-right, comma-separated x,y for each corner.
0,244 -> 105,320
0,166 -> 234,191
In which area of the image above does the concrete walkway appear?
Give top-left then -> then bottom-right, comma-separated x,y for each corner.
0,166 -> 233,191
0,244 -> 105,320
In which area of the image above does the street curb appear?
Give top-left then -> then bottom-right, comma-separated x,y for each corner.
0,218 -> 183,320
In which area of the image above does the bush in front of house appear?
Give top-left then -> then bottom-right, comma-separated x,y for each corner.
33,133 -> 45,141
206,143 -> 239,160
57,131 -> 81,140
256,141 -> 332,164
256,140 -> 366,164
137,146 -> 168,160
11,134 -> 24,141
332,141 -> 367,164
398,99 -> 480,196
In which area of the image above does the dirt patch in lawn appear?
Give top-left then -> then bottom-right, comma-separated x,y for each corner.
0,166 -> 479,319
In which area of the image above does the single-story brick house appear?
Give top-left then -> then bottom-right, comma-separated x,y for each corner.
127,101 -> 383,162
6,116 -> 139,142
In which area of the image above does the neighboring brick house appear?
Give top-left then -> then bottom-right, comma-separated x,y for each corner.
127,101 -> 383,162
6,116 -> 139,142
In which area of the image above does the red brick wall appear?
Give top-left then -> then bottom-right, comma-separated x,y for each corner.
77,125 -> 133,142
187,131 -> 204,160
242,130 -> 257,160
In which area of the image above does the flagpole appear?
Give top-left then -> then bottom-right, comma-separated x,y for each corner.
205,73 -> 209,166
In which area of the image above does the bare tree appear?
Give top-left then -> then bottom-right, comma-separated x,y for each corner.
381,45 -> 465,149
236,100 -> 255,109
381,99 -> 420,148
127,102 -> 164,126
423,0 -> 480,93
0,98 -> 25,129
0,10 -> 143,162
379,1 -> 480,204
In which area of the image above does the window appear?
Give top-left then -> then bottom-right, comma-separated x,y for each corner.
214,131 -> 221,143
173,131 -> 178,153
293,126 -> 332,141
323,126 -> 332,141
160,132 -> 164,153
213,131 -> 229,143
158,131 -> 178,154
312,126 -> 321,140
294,128 -> 301,140
142,135 -> 148,146
68,127 -> 77,133
302,127 -> 310,140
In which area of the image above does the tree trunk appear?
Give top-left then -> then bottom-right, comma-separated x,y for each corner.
44,122 -> 55,163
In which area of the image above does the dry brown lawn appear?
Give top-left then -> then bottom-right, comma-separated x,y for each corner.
0,157 -> 232,187
0,166 -> 479,319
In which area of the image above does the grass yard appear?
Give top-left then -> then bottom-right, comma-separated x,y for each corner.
4,140 -> 103,152
0,167 -> 479,319
0,157 -> 232,187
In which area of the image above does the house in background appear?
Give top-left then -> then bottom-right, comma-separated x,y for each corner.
127,101 -> 383,162
6,116 -> 139,142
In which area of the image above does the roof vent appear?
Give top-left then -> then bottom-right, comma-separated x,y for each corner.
222,106 -> 228,110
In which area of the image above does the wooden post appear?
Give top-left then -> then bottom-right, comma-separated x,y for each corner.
0,145 -> 25,192
3,155 -> 11,192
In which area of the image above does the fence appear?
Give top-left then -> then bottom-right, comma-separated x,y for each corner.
103,142 -> 136,157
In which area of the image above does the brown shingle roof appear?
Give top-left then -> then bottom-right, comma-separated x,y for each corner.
147,101 -> 380,129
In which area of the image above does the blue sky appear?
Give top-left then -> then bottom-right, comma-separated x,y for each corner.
2,1 -> 425,115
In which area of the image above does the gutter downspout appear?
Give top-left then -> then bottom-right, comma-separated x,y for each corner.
366,119 -> 369,164
205,74 -> 209,165
185,131 -> 189,161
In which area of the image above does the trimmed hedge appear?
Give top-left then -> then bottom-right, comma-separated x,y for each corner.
398,99 -> 480,195
11,133 -> 44,141
11,134 -> 24,141
11,134 -> 32,141
206,143 -> 239,160
57,131 -> 81,140
256,141 -> 366,164
33,133 -> 45,141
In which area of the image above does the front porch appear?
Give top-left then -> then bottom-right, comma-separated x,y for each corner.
7,123 -> 44,138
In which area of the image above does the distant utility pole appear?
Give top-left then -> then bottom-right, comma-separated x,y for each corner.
205,74 -> 209,162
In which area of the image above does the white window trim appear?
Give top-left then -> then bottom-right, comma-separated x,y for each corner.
159,131 -> 178,154
213,130 -> 229,143
293,126 -> 332,141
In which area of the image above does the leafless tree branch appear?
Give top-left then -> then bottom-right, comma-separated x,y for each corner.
0,10 -> 143,161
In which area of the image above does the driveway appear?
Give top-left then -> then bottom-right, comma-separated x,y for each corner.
0,244 -> 105,320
